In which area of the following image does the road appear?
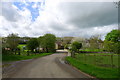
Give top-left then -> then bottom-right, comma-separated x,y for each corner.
3,51 -> 91,78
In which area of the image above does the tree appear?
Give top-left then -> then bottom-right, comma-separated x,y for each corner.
64,44 -> 69,49
71,41 -> 82,52
104,40 -> 114,52
37,36 -> 44,52
40,34 -> 56,53
27,38 -> 39,52
6,33 -> 20,54
104,29 -> 120,54
89,35 -> 103,50
105,30 -> 120,43
70,41 -> 82,58
38,36 -> 43,45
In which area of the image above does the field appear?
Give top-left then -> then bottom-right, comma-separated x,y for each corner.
17,44 -> 27,51
65,53 -> 119,79
75,53 -> 119,68
80,49 -> 104,52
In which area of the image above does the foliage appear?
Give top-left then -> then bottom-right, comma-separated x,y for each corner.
71,41 -> 82,52
17,44 -> 26,51
27,38 -> 39,52
105,30 -> 120,43
113,42 -> 120,54
40,34 -> 56,53
89,35 -> 103,49
38,36 -> 43,46
6,33 -> 20,50
64,44 -> 69,49
104,29 -> 120,54
104,40 -> 115,52
69,41 -> 82,58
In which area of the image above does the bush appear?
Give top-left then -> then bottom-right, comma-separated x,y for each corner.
104,29 -> 120,54
71,41 -> 82,52
64,44 -> 69,49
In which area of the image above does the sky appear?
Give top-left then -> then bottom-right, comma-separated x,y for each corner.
0,0 -> 119,40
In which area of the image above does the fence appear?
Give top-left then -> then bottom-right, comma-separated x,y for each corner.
75,53 -> 119,68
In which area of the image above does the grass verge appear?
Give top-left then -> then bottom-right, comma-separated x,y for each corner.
2,53 -> 53,62
80,49 -> 103,52
65,56 -> 119,80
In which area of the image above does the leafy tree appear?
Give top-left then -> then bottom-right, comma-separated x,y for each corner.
27,38 -> 39,52
104,29 -> 120,54
38,36 -> 43,45
41,34 -> 56,53
70,41 -> 82,57
38,36 -> 44,49
105,30 -> 120,42
104,40 -> 114,52
113,42 -> 120,54
71,41 -> 82,52
6,33 -> 20,54
89,35 -> 103,50
37,36 -> 44,52
64,44 -> 69,49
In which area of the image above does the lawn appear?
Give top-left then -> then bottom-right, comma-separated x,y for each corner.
2,53 -> 53,61
80,49 -> 104,52
17,44 -> 27,51
75,53 -> 119,68
65,56 -> 119,79
65,53 -> 119,79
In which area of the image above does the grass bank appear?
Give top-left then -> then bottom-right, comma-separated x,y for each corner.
65,56 -> 119,79
3,53 -> 53,62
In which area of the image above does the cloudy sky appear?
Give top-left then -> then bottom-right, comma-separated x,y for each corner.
0,0 -> 119,40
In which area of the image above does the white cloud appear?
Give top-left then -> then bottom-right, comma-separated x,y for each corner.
0,1 -> 118,40
1,2 -> 21,22
32,3 -> 38,8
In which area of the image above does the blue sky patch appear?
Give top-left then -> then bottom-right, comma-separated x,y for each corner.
13,1 -> 45,21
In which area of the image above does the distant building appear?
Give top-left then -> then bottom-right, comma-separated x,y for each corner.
55,37 -> 73,49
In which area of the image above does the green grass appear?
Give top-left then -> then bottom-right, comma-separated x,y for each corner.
75,53 -> 119,68
2,53 -> 53,62
65,56 -> 119,79
80,49 -> 103,52
17,44 -> 26,50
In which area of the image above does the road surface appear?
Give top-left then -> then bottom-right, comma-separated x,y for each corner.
3,51 -> 91,78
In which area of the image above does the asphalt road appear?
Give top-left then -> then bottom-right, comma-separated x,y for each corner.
5,52 -> 91,78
